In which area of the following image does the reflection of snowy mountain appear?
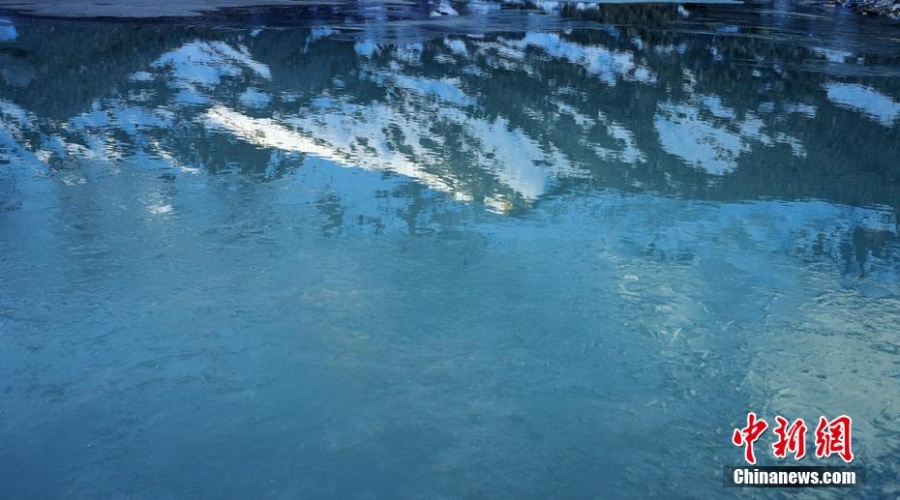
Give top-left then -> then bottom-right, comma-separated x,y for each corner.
0,17 -> 16,42
654,95 -> 806,176
1,16 -> 899,237
825,82 -> 900,127
151,40 -> 272,105
496,31 -> 657,86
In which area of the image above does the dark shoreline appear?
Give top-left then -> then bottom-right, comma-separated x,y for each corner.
0,0 -> 349,20
1,0 -> 898,21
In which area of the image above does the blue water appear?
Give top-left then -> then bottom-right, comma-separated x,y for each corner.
2,2 -> 900,498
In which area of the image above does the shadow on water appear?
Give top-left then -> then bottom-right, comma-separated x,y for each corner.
1,2 -> 900,498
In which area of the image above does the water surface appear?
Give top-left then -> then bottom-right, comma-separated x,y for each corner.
2,2 -> 900,498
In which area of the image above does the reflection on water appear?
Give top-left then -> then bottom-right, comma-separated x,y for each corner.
1,3 -> 900,498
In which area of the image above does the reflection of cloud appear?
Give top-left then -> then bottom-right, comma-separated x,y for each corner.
825,82 -> 900,127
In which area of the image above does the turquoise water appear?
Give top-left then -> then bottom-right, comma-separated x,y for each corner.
2,2 -> 900,497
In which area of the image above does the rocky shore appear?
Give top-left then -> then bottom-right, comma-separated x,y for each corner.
838,0 -> 900,16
